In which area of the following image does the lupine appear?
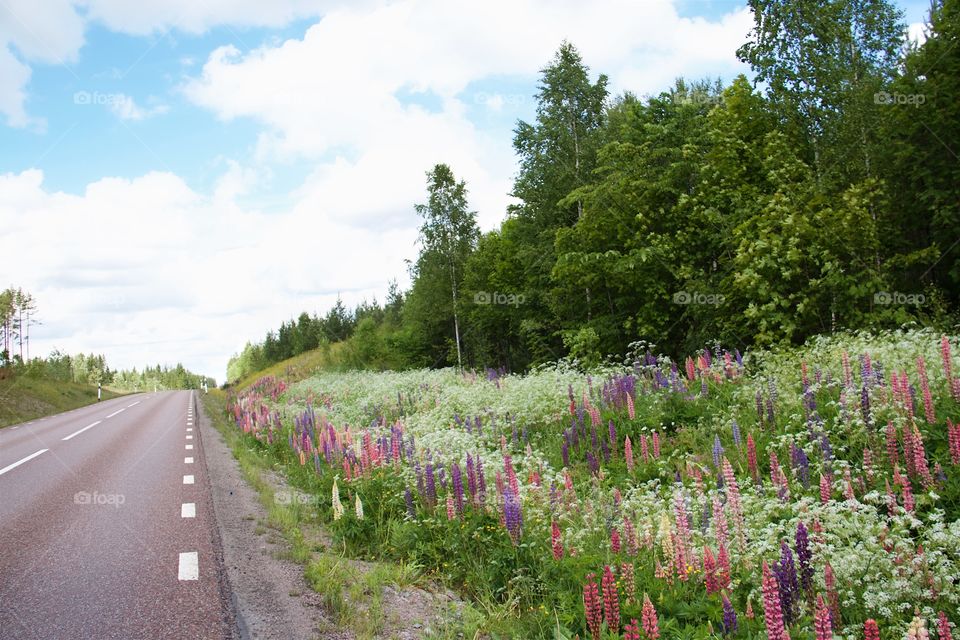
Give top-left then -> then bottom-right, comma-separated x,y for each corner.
948,419 -> 960,465
938,612 -> 953,640
774,541 -> 799,626
640,434 -> 650,463
761,561 -> 787,640
404,486 -> 415,518
917,356 -> 936,423
331,477 -> 344,521
732,420 -> 742,447
886,421 -> 900,466
864,619 -> 880,640
703,546 -> 720,595
625,436 -> 635,474
652,431 -> 661,458
713,435 -> 724,469
551,520 -> 563,560
795,522 -> 814,596
601,565 -> 620,630
620,562 -> 636,604
747,434 -> 760,483
907,615 -> 930,640
451,462 -> 465,515
825,563 -> 841,627
623,619 -> 641,640
641,594 -> 660,639
624,517 -> 639,555
712,495 -> 728,549
503,490 -> 522,544
611,527 -> 622,554
721,458 -> 747,552
813,595 -> 832,640
583,573 -> 602,640
820,474 -> 831,503
717,544 -> 731,590
445,495 -> 455,520
721,593 -> 738,635
355,493 -> 364,519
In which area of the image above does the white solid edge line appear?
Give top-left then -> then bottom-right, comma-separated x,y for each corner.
178,551 -> 199,580
127,401 -> 140,407
181,503 -> 196,518
0,449 -> 49,476
184,457 -> 194,464
183,474 -> 195,484
62,420 -> 102,441
105,408 -> 125,418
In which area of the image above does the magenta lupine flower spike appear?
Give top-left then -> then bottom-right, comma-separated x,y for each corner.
761,561 -> 787,640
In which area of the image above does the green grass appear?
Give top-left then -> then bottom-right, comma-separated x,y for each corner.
0,374 -> 125,428
202,389 -> 442,640
231,342 -> 351,390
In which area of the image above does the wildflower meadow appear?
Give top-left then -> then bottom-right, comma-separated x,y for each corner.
227,328 -> 960,638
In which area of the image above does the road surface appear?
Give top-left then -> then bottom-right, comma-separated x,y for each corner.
0,391 -> 237,639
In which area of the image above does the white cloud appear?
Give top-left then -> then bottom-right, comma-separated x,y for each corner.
107,93 -> 169,120
0,168 -> 415,380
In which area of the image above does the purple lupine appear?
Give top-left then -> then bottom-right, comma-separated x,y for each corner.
465,453 -> 476,496
404,487 -> 416,518
731,420 -> 742,448
477,458 -> 487,507
701,378 -> 709,397
795,521 -> 814,595
608,421 -> 617,455
451,462 -> 465,515
600,437 -> 611,464
503,490 -> 522,544
861,384 -> 872,427
755,389 -> 764,425
721,593 -> 738,635
415,461 -> 425,500
425,462 -> 437,506
586,451 -> 600,476
713,435 -> 725,469
791,443 -> 810,488
820,434 -> 833,465
774,541 -> 799,625
766,396 -> 775,426
561,440 -> 570,468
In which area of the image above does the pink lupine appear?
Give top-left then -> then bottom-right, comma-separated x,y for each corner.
624,518 -> 639,556
611,527 -> 622,554
703,546 -> 720,595
948,419 -> 960,465
825,563 -> 841,626
747,434 -> 760,483
942,336 -> 954,389
623,618 -> 641,640
886,421 -> 900,467
715,543 -> 731,589
864,619 -> 880,640
652,431 -> 661,458
583,573 -> 602,640
602,565 -> 620,631
814,595 -> 832,640
770,450 -> 782,485
641,594 -> 660,639
551,520 -> 563,560
917,356 -> 936,423
863,447 -> 875,481
902,475 -> 915,512
445,495 -> 455,520
761,561 -> 787,640
621,562 -> 636,605
673,492 -> 692,575
903,425 -> 917,476
820,474 -> 831,504
626,393 -> 635,420
625,435 -> 635,474
938,611 -> 954,640
721,458 -> 747,552
844,468 -> 856,502
745,599 -> 755,619
712,495 -> 729,549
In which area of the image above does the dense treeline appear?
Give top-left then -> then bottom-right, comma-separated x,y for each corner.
3,285 -> 212,390
229,0 -> 959,383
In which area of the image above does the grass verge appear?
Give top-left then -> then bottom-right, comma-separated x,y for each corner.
0,375 -> 125,428
202,389 -> 460,640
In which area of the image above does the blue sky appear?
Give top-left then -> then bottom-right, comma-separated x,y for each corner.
0,0 -> 935,379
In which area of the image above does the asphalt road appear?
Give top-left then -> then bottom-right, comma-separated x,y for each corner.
0,391 -> 237,640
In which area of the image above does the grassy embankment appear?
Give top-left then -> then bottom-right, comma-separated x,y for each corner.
0,374 -> 125,428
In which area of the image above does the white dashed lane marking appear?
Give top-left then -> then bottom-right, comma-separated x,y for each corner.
178,552 -> 199,580
183,475 -> 194,485
62,421 -> 102,441
0,449 -> 49,477
181,503 -> 196,518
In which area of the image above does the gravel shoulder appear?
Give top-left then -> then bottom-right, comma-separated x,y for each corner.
199,395 -> 340,640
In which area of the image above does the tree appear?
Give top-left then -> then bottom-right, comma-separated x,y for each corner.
737,0 -> 905,187
412,164 -> 479,370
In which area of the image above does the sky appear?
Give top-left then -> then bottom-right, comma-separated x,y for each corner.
0,0 -> 933,382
